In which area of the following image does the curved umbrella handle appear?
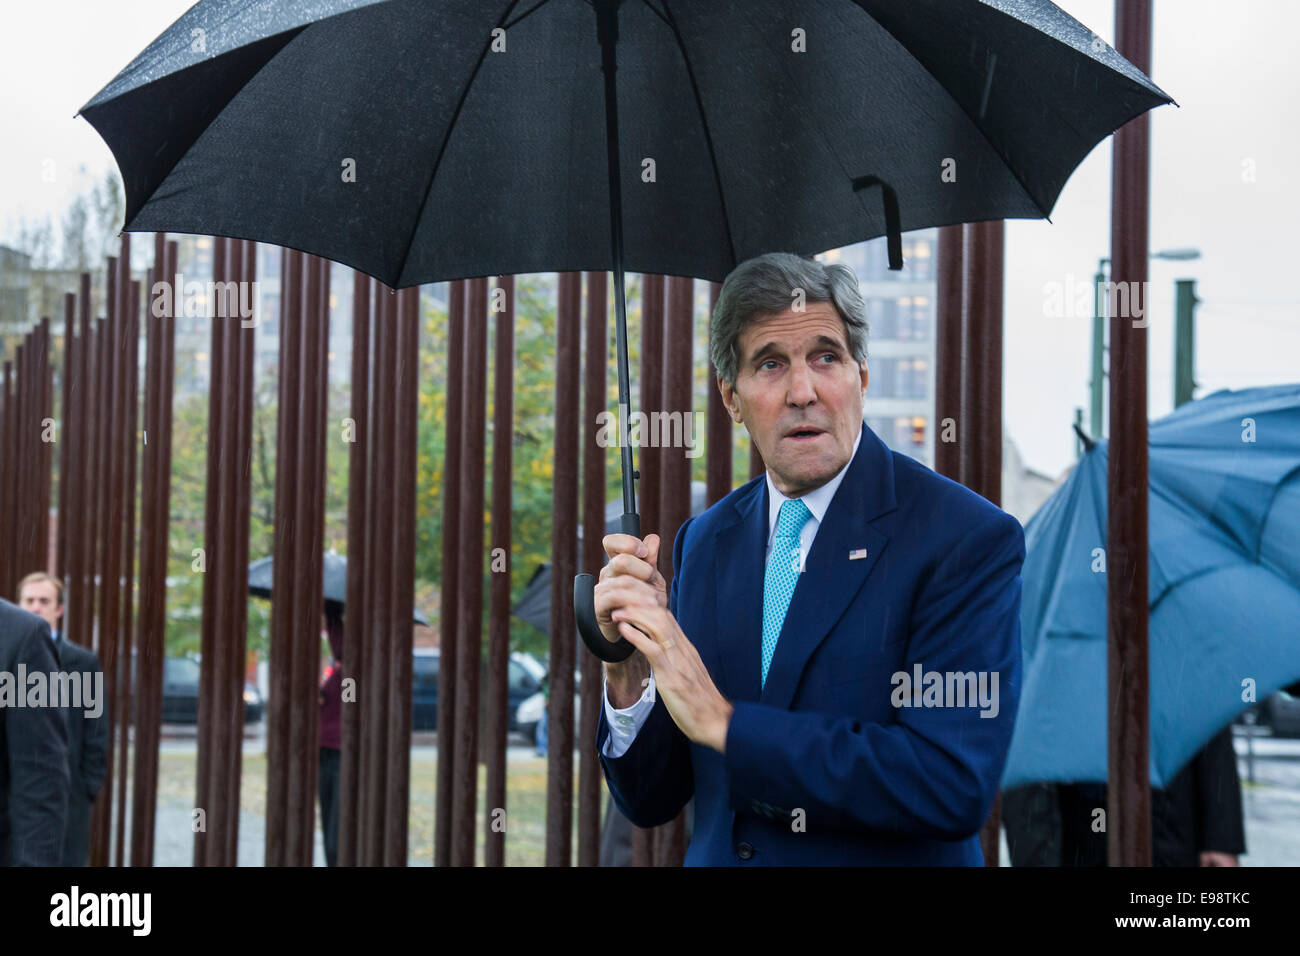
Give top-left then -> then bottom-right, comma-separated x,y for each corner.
574,573 -> 635,663
574,509 -> 641,663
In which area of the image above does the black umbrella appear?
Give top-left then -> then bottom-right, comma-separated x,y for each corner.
248,552 -> 430,626
81,0 -> 1172,661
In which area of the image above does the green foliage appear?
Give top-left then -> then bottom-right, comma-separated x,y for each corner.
417,277 -> 568,659
159,271 -> 753,669
164,357 -> 348,660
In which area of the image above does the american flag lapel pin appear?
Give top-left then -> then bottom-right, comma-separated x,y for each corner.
848,548 -> 868,560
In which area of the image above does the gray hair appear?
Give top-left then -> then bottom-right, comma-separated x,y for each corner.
709,252 -> 869,387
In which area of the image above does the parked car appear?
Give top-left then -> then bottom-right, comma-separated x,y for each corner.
1234,686 -> 1300,738
130,654 -> 264,725
412,649 -> 545,736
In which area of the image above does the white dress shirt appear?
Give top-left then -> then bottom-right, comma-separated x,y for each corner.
601,423 -> 863,758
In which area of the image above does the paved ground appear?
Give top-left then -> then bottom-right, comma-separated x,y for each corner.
141,724 -> 1299,866
1231,729 -> 1300,866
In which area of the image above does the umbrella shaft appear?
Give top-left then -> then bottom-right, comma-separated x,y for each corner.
597,0 -> 638,522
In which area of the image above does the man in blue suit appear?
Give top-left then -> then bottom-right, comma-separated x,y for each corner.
594,252 -> 1024,865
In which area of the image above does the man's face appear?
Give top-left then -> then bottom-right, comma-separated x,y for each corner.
19,579 -> 63,632
718,301 -> 868,498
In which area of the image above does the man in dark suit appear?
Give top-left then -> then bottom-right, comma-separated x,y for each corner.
18,573 -> 108,866
0,595 -> 69,865
594,252 -> 1024,865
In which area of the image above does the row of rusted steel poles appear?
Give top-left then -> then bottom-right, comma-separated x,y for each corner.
435,276 -> 499,867
1,234 -> 180,867
0,318 -> 52,595
91,238 -> 141,866
132,234 -> 179,865
263,249 -> 329,864
336,277 -> 421,866
193,237 -> 257,865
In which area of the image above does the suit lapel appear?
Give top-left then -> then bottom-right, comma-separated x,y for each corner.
759,425 -> 899,712
712,477 -> 767,703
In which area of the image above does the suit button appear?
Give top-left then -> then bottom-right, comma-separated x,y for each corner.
736,842 -> 754,861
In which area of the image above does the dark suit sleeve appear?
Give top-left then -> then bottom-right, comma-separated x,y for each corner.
8,623 -> 70,865
79,651 -> 109,802
723,510 -> 1024,841
596,518 -> 696,828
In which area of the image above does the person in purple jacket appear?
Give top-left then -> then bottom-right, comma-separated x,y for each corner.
318,601 -> 345,867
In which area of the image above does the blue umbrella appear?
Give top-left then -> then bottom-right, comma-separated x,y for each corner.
1003,384 -> 1300,789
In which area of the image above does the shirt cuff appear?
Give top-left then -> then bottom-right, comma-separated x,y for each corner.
601,672 -> 657,759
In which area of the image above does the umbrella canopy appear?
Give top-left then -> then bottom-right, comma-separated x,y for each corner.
80,0 -> 1172,662
514,480 -> 708,634
79,0 -> 1171,287
1003,384 -> 1300,789
248,552 -> 431,626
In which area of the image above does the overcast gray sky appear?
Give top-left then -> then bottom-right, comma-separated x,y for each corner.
2,0 -> 1296,478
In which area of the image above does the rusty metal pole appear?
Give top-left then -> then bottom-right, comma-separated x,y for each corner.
195,236 -> 229,866
365,282 -> 396,865
150,241 -> 177,862
630,274 -> 664,869
358,281 -> 381,865
37,319 -> 53,571
132,236 -> 173,865
69,273 -> 92,653
217,236 -> 244,866
0,363 -> 10,597
288,253 -> 325,864
86,257 -> 112,658
933,226 -> 965,481
114,276 -> 141,868
1108,0 -> 1153,869
57,293 -> 75,579
304,253 -> 328,862
228,240 -> 258,865
639,275 -> 664,542
705,282 -> 730,506
453,277 -> 488,867
92,239 -> 128,866
339,269 -> 370,867
384,285 -> 419,866
546,271 -> 582,867
961,220 -> 1006,867
10,342 -> 22,585
210,237 -> 238,867
486,275 -> 516,867
656,275 -> 694,867
81,313 -> 101,655
748,437 -> 765,479
10,345 -> 22,588
435,280 -> 466,867
266,248 -> 301,865
578,271 -> 607,867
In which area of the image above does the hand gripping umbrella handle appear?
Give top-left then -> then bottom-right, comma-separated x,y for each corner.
574,511 -> 640,663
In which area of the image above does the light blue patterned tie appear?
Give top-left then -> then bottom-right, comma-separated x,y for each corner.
761,497 -> 812,689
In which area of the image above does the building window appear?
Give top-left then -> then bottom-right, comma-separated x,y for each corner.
869,298 -> 898,339
899,358 -> 928,399
905,239 -> 933,280
896,296 -> 930,341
